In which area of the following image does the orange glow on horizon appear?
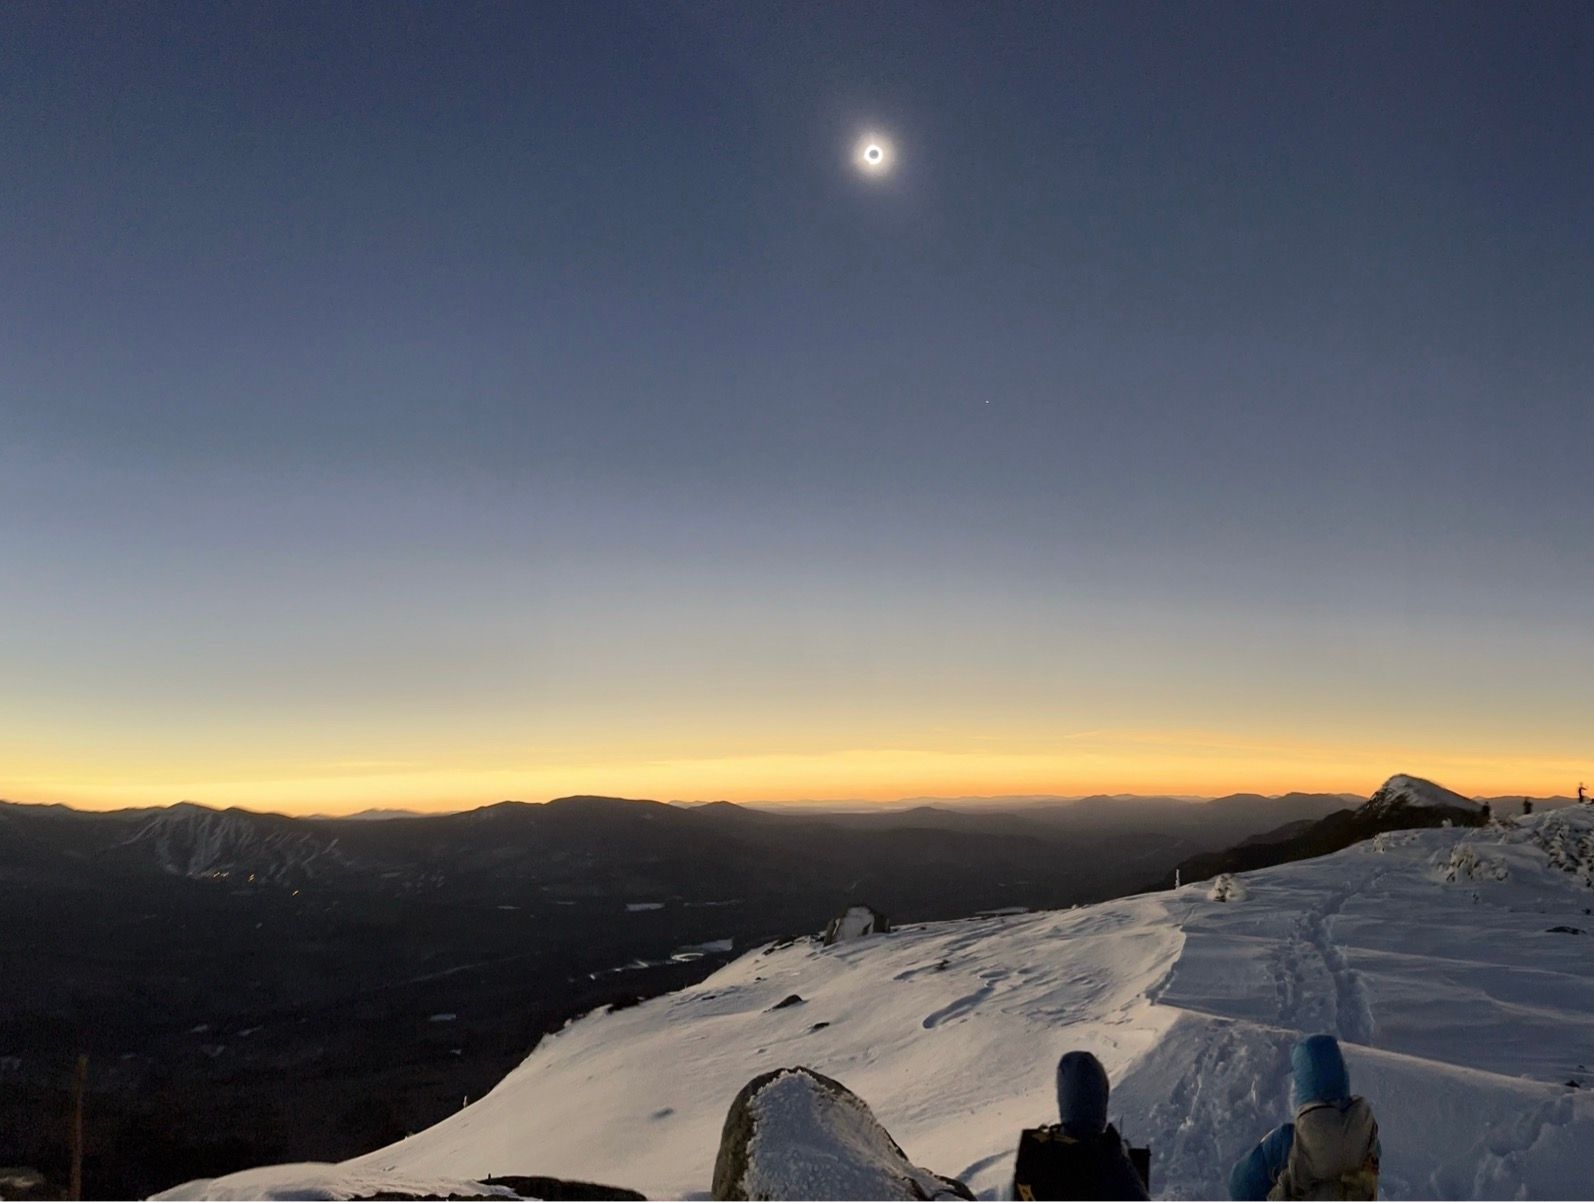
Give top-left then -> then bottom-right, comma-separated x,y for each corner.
5,731 -> 1585,816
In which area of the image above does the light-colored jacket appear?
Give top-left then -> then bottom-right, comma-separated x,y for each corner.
1265,1098 -> 1379,1201
1230,1034 -> 1381,1202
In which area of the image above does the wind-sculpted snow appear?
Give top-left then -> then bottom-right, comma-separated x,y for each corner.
157,808 -> 1594,1200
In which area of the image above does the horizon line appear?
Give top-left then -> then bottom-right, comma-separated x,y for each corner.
2,781 -> 1577,821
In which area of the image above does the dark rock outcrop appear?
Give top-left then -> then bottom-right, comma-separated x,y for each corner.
356,1176 -> 646,1201
481,1176 -> 647,1200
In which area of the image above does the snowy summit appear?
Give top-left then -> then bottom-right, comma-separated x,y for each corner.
158,801 -> 1594,1200
1362,774 -> 1485,819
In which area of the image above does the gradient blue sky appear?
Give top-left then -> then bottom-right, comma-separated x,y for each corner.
3,2 -> 1591,810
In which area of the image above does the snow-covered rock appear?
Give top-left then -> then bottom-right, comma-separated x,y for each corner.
155,807 -> 1594,1201
822,905 -> 890,946
711,1066 -> 972,1200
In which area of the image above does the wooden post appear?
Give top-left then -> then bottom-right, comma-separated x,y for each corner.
70,1053 -> 87,1201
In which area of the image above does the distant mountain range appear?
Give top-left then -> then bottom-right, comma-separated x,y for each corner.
4,787 -> 1572,909
0,790 -> 1359,910
2,781 -> 1575,1199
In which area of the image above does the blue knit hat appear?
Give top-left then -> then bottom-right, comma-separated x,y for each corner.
1291,1034 -> 1351,1108
1056,1050 -> 1110,1135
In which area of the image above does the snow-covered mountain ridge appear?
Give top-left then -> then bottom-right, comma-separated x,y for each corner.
119,802 -> 353,885
159,801 -> 1594,1200
1362,774 -> 1484,818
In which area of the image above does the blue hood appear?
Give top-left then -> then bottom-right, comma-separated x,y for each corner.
1056,1050 -> 1110,1135
1291,1034 -> 1350,1107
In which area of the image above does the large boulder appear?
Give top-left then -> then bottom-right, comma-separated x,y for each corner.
821,905 -> 889,946
711,1067 -> 972,1201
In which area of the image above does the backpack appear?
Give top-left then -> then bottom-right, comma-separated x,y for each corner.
1266,1098 -> 1380,1201
1012,1124 -> 1150,1201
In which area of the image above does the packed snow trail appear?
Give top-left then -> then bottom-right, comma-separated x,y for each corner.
157,809 -> 1594,1200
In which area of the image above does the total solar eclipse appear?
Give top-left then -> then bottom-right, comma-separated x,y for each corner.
854,134 -> 894,176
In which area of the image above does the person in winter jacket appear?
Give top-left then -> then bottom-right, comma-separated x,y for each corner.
1011,1051 -> 1149,1201
1228,1034 -> 1380,1201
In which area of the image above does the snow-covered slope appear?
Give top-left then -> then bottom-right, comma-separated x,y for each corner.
158,808 -> 1594,1200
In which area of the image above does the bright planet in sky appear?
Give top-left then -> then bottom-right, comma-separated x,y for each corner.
853,133 -> 894,175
